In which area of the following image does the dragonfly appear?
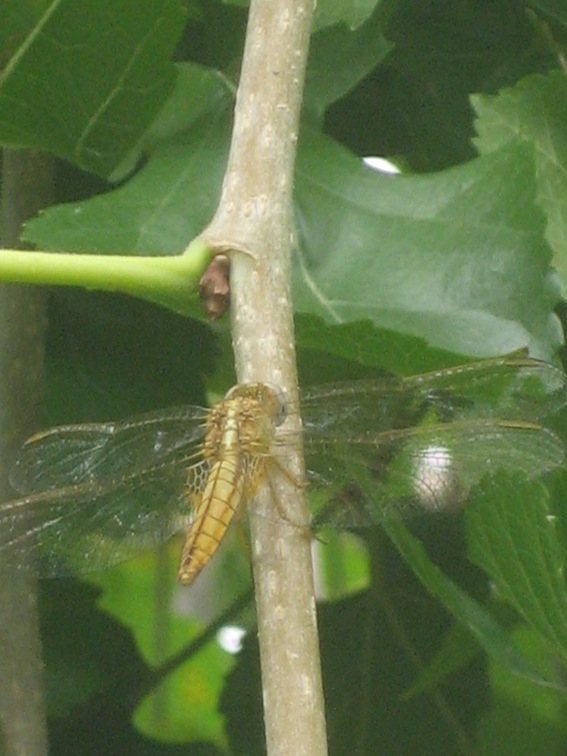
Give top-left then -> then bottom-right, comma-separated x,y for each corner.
0,356 -> 565,585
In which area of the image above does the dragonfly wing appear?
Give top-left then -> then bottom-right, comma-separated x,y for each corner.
307,419 -> 565,528
10,404 -> 209,494
300,358 -> 567,436
0,451 -> 210,577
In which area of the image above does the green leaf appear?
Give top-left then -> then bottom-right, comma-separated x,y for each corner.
294,129 -> 562,359
528,0 -> 567,25
478,625 -> 567,755
14,65 -> 234,316
40,580 -> 141,717
18,104 -> 232,316
8,61 -> 562,362
312,530 -> 370,600
472,73 -> 567,290
0,0 -> 187,176
296,314 -> 475,377
142,63 -> 233,149
403,621 -> 480,699
312,0 -> 385,32
223,0 -> 385,32
88,543 -> 232,747
20,123 -> 563,356
23,109 -> 231,258
466,473 -> 567,666
304,11 -> 392,118
383,516 -> 562,689
115,61 -> 233,181
21,62 -> 233,269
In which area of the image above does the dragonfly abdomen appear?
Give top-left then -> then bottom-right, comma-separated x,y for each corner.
177,453 -> 245,585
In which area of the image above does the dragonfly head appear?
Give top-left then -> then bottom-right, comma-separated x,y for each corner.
223,382 -> 288,427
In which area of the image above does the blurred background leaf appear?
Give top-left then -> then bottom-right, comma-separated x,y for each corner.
2,1 -> 567,754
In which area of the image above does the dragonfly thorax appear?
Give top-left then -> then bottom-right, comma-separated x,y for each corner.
204,383 -> 287,460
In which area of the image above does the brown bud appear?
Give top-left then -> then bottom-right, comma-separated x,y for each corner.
199,254 -> 231,319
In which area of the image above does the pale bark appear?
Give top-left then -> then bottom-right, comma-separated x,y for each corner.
202,0 -> 327,753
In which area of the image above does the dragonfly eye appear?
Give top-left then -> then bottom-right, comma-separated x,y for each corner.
223,382 -> 288,426
263,383 -> 288,427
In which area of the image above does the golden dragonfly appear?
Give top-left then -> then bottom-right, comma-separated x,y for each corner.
0,356 -> 565,585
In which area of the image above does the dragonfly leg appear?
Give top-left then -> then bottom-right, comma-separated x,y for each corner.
269,454 -> 307,490
266,459 -> 313,538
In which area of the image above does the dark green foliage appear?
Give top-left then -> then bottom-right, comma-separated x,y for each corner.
2,1 -> 567,753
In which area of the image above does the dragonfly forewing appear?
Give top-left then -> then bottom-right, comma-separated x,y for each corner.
298,358 -> 567,529
10,404 -> 211,494
2,405 -> 212,576
300,357 -> 567,435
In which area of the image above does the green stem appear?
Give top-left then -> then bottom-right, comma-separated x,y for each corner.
0,238 -> 211,315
